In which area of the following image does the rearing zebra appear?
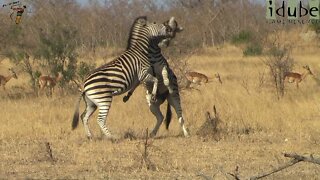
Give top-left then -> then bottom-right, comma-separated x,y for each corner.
72,17 -> 179,140
123,17 -> 190,138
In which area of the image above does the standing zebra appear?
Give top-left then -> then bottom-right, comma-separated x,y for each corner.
123,17 -> 190,138
72,17 -> 179,140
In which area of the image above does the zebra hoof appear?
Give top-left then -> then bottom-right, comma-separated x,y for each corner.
183,128 -> 190,138
87,136 -> 93,141
123,96 -> 129,103
149,132 -> 157,138
105,134 -> 120,142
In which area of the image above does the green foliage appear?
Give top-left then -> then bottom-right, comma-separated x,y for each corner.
231,31 -> 253,45
266,46 -> 288,58
77,61 -> 96,81
33,70 -> 42,80
36,24 -> 78,66
309,4 -> 320,34
36,23 -> 78,86
310,22 -> 320,34
243,43 -> 263,56
264,43 -> 294,98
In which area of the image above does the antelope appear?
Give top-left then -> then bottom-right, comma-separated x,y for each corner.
38,72 -> 63,96
284,65 -> 313,88
185,71 -> 209,88
0,68 -> 18,91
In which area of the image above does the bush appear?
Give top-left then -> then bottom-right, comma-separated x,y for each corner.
243,43 -> 263,56
264,44 -> 294,98
309,4 -> 320,34
231,30 -> 253,45
310,22 -> 320,34
77,61 -> 96,81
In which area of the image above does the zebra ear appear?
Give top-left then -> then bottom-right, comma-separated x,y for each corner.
140,19 -> 147,26
168,17 -> 175,27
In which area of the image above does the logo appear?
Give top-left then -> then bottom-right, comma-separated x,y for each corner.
266,0 -> 319,24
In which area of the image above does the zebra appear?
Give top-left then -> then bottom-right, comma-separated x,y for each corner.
122,16 -> 179,100
123,17 -> 190,138
72,17 -> 180,140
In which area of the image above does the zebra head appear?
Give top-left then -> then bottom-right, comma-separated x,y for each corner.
126,16 -> 182,50
146,17 -> 182,44
159,17 -> 184,47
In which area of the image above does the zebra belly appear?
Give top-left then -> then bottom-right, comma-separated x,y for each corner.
84,72 -> 138,97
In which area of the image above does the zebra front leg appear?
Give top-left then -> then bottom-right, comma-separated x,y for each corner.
143,74 -> 158,103
123,82 -> 139,103
162,66 -> 173,94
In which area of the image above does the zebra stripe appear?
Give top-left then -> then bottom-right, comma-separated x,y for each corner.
72,17 -> 177,139
123,17 -> 189,138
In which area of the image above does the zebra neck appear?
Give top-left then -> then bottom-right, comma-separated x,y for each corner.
129,40 -> 151,56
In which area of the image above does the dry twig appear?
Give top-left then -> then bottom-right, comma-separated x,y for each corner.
250,153 -> 320,180
45,142 -> 55,163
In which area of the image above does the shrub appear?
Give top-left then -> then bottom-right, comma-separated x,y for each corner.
264,44 -> 294,98
77,61 -> 96,81
243,43 -> 263,56
231,30 -> 253,45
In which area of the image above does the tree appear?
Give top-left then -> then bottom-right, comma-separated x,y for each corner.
35,22 -> 78,91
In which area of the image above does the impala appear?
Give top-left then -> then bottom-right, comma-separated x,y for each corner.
185,71 -> 208,88
38,72 -> 63,96
0,68 -> 18,91
284,65 -> 313,88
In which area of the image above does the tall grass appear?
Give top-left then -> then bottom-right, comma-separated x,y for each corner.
1,45 -> 319,141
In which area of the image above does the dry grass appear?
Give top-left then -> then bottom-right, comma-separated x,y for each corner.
1,44 -> 320,179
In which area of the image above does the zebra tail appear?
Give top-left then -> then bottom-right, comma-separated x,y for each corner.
72,92 -> 84,130
164,102 -> 172,130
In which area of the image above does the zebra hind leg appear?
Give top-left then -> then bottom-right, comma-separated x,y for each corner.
178,117 -> 190,137
82,96 -> 97,139
167,94 -> 190,137
95,97 -> 117,140
149,102 -> 164,138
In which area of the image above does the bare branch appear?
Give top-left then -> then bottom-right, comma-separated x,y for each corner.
250,153 -> 320,180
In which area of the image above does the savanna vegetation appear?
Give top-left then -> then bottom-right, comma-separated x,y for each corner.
1,0 -> 320,179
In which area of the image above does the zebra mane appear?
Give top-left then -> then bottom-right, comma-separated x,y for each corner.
126,16 -> 147,50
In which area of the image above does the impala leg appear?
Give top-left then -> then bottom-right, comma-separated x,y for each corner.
186,81 -> 191,88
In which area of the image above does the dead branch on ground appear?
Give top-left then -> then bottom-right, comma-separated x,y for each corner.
45,142 -> 55,163
250,153 -> 320,180
197,153 -> 320,180
138,128 -> 156,171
